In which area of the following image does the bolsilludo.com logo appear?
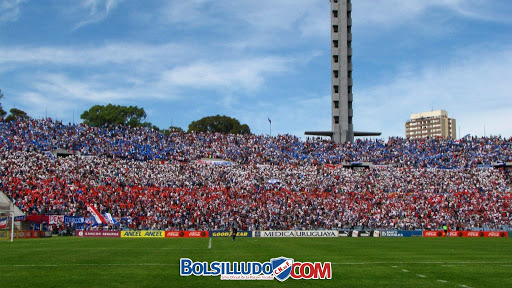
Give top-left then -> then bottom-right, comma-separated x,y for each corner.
180,257 -> 331,281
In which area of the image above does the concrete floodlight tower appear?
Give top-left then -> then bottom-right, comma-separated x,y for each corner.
305,0 -> 380,143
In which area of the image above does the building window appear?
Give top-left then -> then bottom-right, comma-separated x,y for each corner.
333,70 -> 339,78
348,116 -> 352,124
333,55 -> 338,63
333,85 -> 339,93
348,71 -> 352,78
348,101 -> 352,109
348,86 -> 352,93
334,116 -> 339,124
347,41 -> 351,48
348,55 -> 352,63
333,0 -> 338,3
334,101 -> 339,109
347,26 -> 351,34
333,40 -> 339,48
333,10 -> 338,18
333,25 -> 338,33
347,11 -> 351,19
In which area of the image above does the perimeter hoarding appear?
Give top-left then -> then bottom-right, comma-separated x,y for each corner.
253,231 -> 339,238
121,230 -> 165,238
5,231 -> 53,239
166,231 -> 209,238
0,230 -> 8,240
76,230 -> 120,237
379,230 -> 423,237
210,230 -> 252,237
15,230 -> 36,238
423,231 -> 508,238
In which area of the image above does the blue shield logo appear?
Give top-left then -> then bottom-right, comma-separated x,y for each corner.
271,257 -> 294,282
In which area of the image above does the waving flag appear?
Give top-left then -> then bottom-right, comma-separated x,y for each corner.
0,217 -> 9,229
0,217 -> 8,229
103,212 -> 119,226
86,203 -> 106,226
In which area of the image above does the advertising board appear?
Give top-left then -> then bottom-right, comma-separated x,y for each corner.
165,231 -> 209,238
423,231 -> 508,238
0,230 -> 8,239
120,230 -> 165,238
76,230 -> 121,237
253,230 -> 338,238
210,230 -> 252,237
380,230 -> 423,237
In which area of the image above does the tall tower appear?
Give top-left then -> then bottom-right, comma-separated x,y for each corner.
330,0 -> 353,143
305,0 -> 380,143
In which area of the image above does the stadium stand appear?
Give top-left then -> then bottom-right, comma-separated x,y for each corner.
0,119 -> 510,233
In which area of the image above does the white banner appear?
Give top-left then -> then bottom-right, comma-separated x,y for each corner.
49,215 -> 64,225
295,231 -> 339,237
253,230 -> 339,238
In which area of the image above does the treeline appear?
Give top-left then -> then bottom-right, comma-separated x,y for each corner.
0,90 -> 250,134
0,89 -> 30,122
79,104 -> 251,134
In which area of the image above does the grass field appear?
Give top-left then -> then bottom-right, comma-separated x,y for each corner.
1,237 -> 512,287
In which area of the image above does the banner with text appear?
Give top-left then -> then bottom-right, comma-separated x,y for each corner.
253,230 -> 339,238
120,230 -> 165,238
65,216 -> 86,224
49,215 -> 65,225
165,231 -> 209,238
210,230 -> 252,238
423,231 -> 508,238
10,230 -> 51,239
0,230 -> 8,240
76,230 -> 121,238
379,230 -> 423,237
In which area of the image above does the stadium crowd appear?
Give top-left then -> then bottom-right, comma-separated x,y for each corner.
0,119 -> 511,231
1,118 -> 511,167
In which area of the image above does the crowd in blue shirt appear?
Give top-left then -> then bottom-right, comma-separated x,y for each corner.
0,118 -> 510,231
1,119 -> 510,167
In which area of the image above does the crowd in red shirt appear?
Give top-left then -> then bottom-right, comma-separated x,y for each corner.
0,119 -> 510,231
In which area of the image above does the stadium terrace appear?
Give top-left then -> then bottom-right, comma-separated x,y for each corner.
0,119 -> 511,232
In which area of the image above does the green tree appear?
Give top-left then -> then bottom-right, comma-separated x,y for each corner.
5,108 -> 30,122
80,104 -> 149,127
188,115 -> 251,134
162,126 -> 185,135
168,126 -> 184,133
0,89 -> 6,120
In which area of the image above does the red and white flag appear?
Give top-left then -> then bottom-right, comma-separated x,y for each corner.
86,203 -> 106,225
0,217 -> 8,229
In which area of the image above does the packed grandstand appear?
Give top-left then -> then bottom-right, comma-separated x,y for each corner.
1,119 -> 511,233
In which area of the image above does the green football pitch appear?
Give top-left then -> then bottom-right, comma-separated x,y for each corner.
1,237 -> 511,287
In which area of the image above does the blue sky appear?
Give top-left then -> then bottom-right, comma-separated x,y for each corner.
1,0 -> 511,139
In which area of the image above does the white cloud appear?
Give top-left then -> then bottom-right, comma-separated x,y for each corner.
75,0 -> 123,29
160,0 -> 328,40
13,73 -> 170,121
1,45 -> 303,121
353,0 -> 512,27
162,57 -> 292,91
31,74 -> 131,102
235,93 -> 331,138
159,0 -> 511,46
0,43 -> 194,68
161,0 -> 212,26
355,45 -> 512,138
0,0 -> 25,23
